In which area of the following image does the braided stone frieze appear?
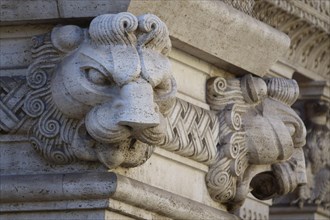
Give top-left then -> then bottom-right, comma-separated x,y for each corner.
0,76 -> 30,134
161,98 -> 219,165
0,12 -> 307,212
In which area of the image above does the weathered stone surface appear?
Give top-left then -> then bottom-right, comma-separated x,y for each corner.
0,168 -> 238,219
270,206 -> 330,220
0,6 -> 311,219
0,138 -> 222,210
57,0 -> 130,18
299,81 -> 330,101
206,74 -> 307,211
0,38 -> 32,68
236,194 -> 271,220
127,0 -> 290,77
1,0 -> 290,77
0,0 -> 58,22
0,12 -> 307,213
0,12 -> 176,170
0,0 -> 131,24
253,0 -> 330,81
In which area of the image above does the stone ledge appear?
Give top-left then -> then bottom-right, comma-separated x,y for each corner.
0,172 -> 239,220
0,199 -> 170,220
0,0 -> 130,24
0,0 -> 290,77
270,205 -> 330,219
299,81 -> 330,102
128,0 -> 290,77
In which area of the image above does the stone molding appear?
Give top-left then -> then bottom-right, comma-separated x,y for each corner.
299,81 -> 330,102
260,0 -> 329,33
254,0 -> 329,80
221,0 -> 330,80
222,0 -> 329,35
270,205 -> 330,220
0,0 -> 291,78
0,172 -> 239,220
127,0 -> 290,77
0,12 -> 307,212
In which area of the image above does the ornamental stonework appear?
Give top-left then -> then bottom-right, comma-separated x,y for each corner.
0,12 -> 307,213
221,0 -> 330,80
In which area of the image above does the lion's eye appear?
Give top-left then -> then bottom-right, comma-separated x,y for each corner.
85,68 -> 110,85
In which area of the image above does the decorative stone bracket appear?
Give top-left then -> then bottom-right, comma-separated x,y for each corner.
205,75 -> 307,211
1,12 -> 175,169
0,12 -> 307,211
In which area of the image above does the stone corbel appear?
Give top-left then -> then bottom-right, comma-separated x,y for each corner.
205,75 -> 307,211
0,12 -> 307,212
1,12 -> 176,169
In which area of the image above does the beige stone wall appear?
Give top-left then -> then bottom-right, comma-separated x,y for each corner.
1,1 -> 327,220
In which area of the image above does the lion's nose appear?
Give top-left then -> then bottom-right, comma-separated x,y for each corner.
118,80 -> 160,129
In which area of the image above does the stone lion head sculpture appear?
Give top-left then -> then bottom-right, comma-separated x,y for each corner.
24,12 -> 176,169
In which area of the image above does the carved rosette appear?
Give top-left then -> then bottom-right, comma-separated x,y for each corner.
206,75 -> 307,211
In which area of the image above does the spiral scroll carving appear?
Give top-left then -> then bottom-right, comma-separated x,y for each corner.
207,77 -> 228,96
89,12 -> 138,46
206,75 -> 306,212
24,88 -> 50,117
1,12 -> 175,171
38,105 -> 60,138
26,69 -> 48,89
137,14 -> 171,54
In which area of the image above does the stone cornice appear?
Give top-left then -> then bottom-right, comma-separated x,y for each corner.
0,0 -> 290,77
270,205 -> 330,217
221,0 -> 330,80
222,0 -> 330,34
253,0 -> 330,80
127,0 -> 290,77
267,0 -> 329,34
299,81 -> 330,102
